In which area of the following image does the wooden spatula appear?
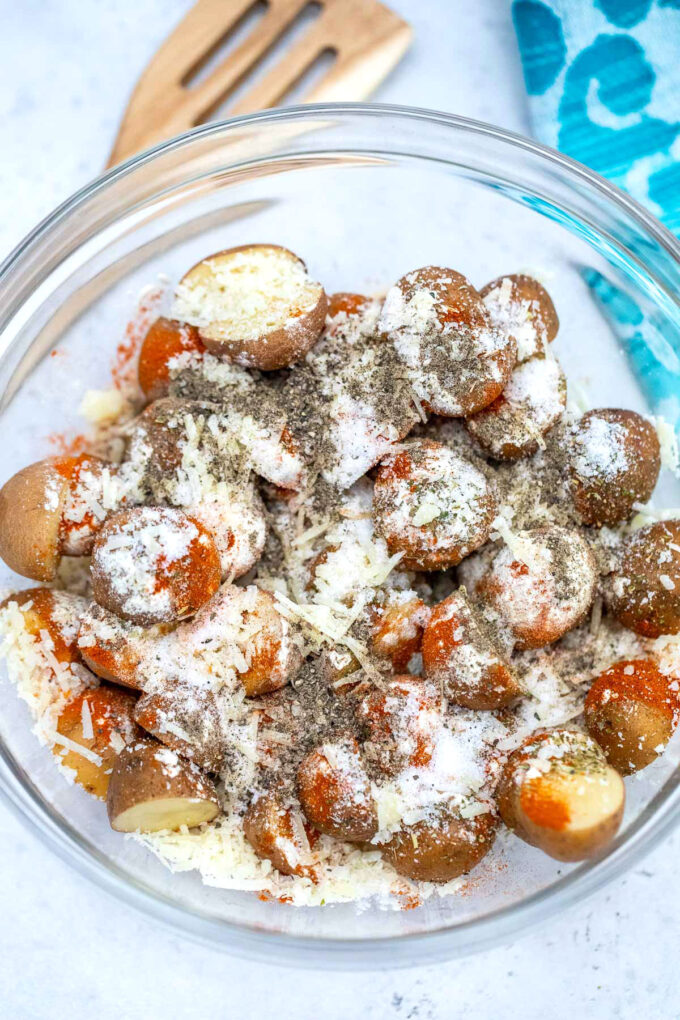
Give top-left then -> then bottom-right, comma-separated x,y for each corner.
108,0 -> 412,167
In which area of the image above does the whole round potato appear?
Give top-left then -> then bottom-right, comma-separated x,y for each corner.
496,728 -> 625,862
373,439 -> 497,571
564,409 -> 660,526
297,735 -> 377,842
607,520 -> 680,637
381,807 -> 498,882
585,659 -> 680,774
378,266 -> 516,417
480,273 -> 559,362
91,506 -> 221,626
422,588 -> 521,709
477,525 -> 597,649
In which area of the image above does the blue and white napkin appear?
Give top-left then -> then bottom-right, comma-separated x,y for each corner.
512,0 -> 680,430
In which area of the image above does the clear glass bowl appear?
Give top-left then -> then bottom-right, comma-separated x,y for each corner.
1,104 -> 680,968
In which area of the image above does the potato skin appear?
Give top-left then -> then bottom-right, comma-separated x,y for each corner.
77,603 -> 149,689
565,409 -> 661,526
0,461 -> 68,580
585,660 -> 680,774
178,245 -> 327,371
56,684 -> 141,799
138,317 -> 205,400
369,595 -> 430,672
358,675 -> 440,777
480,273 -> 559,360
607,521 -> 680,637
91,506 -> 222,627
133,688 -> 225,773
2,587 -> 82,663
243,790 -> 317,879
496,729 -> 625,862
422,589 -> 521,710
107,738 -> 220,832
382,809 -> 498,882
373,440 -> 497,571
297,736 -> 378,842
383,267 -> 516,417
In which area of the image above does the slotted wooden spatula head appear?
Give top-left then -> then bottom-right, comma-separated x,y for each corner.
108,0 -> 412,167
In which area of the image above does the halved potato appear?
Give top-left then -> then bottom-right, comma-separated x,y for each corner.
381,807 -> 498,882
478,525 -> 597,649
465,355 -> 566,461
55,684 -> 141,799
0,460 -> 68,580
235,588 -> 303,697
172,245 -> 327,370
496,728 -> 625,862
243,789 -> 317,879
585,659 -> 680,774
107,738 -> 220,832
358,675 -> 441,777
378,266 -> 516,417
297,735 -> 378,842
1,587 -> 84,663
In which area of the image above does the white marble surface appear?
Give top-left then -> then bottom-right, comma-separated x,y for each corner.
1,1 -> 678,1015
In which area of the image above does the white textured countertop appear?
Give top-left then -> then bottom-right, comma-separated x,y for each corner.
1,1 -> 679,1015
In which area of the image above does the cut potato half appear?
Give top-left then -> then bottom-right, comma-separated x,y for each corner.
172,245 -> 327,370
497,728 -> 625,862
0,460 -> 68,580
107,739 -> 220,832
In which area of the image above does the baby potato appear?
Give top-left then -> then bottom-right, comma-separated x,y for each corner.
107,738 -> 220,832
564,409 -> 661,526
607,521 -> 680,637
422,589 -> 521,710
243,789 -> 317,879
378,266 -> 516,417
480,273 -> 559,362
138,316 -> 205,401
297,735 -> 378,842
478,525 -> 597,649
133,687 -> 225,773
326,292 -> 371,325
358,675 -> 441,777
76,602 -> 160,689
91,506 -> 222,626
373,439 -> 497,571
56,684 -> 142,799
183,584 -> 302,697
0,454 -> 127,580
0,460 -> 68,580
585,659 -> 680,774
381,807 -> 498,883
1,587 -> 85,663
369,593 -> 430,672
465,355 -> 566,461
172,245 -> 327,370
496,728 -> 625,862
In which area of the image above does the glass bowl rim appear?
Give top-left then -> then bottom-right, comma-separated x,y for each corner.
1,101 -> 680,967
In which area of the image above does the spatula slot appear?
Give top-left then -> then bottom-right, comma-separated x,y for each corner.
181,0 -> 269,89
278,46 -> 336,107
194,0 -> 323,123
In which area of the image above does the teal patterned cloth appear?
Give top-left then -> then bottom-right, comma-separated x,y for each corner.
512,0 -> 680,429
